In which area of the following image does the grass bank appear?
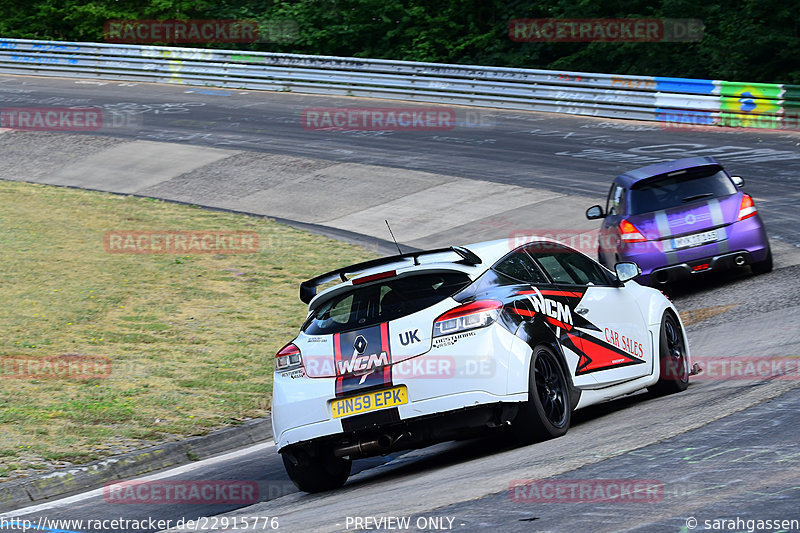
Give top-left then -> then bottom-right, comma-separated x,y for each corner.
0,180 -> 376,477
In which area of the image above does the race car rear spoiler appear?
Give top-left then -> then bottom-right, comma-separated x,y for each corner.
299,246 -> 482,304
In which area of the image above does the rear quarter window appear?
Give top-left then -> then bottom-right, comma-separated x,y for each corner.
529,242 -> 613,286
606,184 -> 625,216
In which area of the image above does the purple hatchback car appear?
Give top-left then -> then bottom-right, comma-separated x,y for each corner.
586,157 -> 772,286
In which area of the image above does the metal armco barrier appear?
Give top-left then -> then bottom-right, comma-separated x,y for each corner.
0,38 -> 797,129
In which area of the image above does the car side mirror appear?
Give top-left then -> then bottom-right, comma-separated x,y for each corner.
731,175 -> 744,188
615,262 -> 641,283
586,205 -> 605,220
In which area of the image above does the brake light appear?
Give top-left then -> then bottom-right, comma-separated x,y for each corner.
737,194 -> 757,220
433,300 -> 502,338
275,343 -> 302,371
619,219 -> 646,243
352,270 -> 396,285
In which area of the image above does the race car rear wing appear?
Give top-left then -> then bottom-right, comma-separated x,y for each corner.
299,246 -> 482,304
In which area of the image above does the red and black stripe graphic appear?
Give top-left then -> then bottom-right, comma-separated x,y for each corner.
564,331 -> 644,375
510,287 -> 589,332
516,288 -> 586,299
510,301 -> 576,331
333,323 -> 392,398
511,286 -> 641,376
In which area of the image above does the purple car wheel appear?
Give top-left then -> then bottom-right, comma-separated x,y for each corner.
751,247 -> 773,275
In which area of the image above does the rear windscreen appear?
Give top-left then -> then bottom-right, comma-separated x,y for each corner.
628,168 -> 737,215
303,272 -> 472,335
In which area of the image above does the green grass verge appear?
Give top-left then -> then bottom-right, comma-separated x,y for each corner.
0,180 -> 377,476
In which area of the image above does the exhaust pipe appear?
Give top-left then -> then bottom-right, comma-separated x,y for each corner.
735,255 -> 746,266
333,434 -> 393,458
654,271 -> 670,285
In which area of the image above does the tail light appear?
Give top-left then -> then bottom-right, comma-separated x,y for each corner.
433,300 -> 502,337
737,194 -> 757,220
619,219 -> 646,243
275,343 -> 302,371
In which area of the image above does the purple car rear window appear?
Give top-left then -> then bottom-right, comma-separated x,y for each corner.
628,168 -> 737,215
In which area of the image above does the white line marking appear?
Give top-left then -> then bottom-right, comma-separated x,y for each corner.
0,441 -> 276,518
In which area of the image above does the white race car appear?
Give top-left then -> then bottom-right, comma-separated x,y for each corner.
272,238 -> 691,492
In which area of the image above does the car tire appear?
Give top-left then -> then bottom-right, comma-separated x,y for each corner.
512,344 -> 571,443
751,248 -> 773,275
648,312 -> 689,395
281,446 -> 351,493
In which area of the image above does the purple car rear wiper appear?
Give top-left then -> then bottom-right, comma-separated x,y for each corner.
681,192 -> 714,203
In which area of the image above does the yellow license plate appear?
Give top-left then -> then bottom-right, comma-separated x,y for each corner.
331,386 -> 408,419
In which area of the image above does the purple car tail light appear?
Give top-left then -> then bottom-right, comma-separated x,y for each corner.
737,194 -> 757,220
619,219 -> 646,242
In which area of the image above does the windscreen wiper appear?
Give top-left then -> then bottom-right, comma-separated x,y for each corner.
682,192 -> 714,203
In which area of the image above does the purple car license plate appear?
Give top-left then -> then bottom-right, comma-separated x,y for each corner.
672,229 -> 718,250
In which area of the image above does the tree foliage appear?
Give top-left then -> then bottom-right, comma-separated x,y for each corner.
1,0 -> 797,83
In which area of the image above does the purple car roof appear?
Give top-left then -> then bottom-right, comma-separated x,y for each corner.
615,156 -> 723,188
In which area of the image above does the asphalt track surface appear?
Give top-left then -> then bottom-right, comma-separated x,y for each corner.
0,74 -> 799,533
1,74 -> 799,247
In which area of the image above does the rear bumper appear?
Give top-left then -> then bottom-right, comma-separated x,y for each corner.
620,215 -> 770,284
276,390 -> 526,454
645,250 -> 758,285
272,324 -> 529,451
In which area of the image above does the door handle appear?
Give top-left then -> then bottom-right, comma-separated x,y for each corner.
575,307 -> 589,315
